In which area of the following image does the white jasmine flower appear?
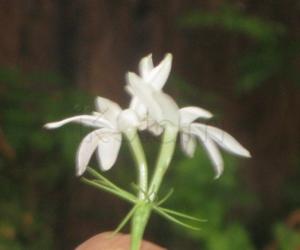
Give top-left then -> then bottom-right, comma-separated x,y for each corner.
44,97 -> 139,176
126,54 -> 179,135
126,53 -> 251,178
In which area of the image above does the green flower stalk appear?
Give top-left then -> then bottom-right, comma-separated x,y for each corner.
44,53 -> 251,250
124,129 -> 148,200
130,127 -> 178,250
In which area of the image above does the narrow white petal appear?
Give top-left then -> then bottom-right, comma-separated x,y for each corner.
139,54 -> 154,79
191,128 -> 224,178
147,53 -> 172,90
193,124 -> 251,158
96,129 -> 122,171
180,133 -> 197,158
44,115 -> 112,129
95,97 -> 121,125
76,129 -> 104,176
179,106 -> 213,126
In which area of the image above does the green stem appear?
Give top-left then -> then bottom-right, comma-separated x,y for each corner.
125,129 -> 148,200
130,202 -> 151,250
149,127 -> 178,201
130,127 -> 178,250
125,129 -> 150,250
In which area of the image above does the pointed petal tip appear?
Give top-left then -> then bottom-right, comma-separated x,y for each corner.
237,147 -> 251,158
76,156 -> 88,176
126,71 -> 135,77
125,71 -> 131,81
207,113 -> 213,119
163,53 -> 173,65
43,123 -> 50,129
140,53 -> 152,61
43,122 -> 57,129
98,153 -> 116,171
214,172 -> 222,180
146,53 -> 152,59
76,169 -> 83,177
125,71 -> 138,84
244,150 -> 251,158
213,167 -> 223,179
165,53 -> 173,60
100,164 -> 113,172
76,164 -> 85,176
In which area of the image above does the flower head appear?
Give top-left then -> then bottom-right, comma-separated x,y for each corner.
126,53 -> 251,178
44,97 -> 139,175
126,53 -> 179,135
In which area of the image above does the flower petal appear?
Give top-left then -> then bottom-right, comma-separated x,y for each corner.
191,127 -> 224,178
152,91 -> 179,128
179,106 -> 213,126
126,72 -> 179,130
139,54 -> 154,80
193,124 -> 251,158
146,53 -> 172,90
44,115 -> 112,129
117,109 -> 139,132
76,129 -> 104,176
129,97 -> 147,121
126,72 -> 163,122
96,129 -> 122,171
95,97 -> 121,125
180,132 -> 197,158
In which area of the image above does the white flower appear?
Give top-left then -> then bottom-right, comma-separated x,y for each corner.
126,53 -> 179,134
44,97 -> 139,176
179,107 -> 251,178
126,53 -> 251,178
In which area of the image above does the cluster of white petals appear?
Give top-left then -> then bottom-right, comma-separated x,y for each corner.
125,53 -> 250,178
45,53 -> 250,178
44,98 -> 139,175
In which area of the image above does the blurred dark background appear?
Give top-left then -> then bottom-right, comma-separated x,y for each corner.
0,1 -> 300,249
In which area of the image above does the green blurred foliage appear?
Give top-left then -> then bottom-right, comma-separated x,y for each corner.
162,148 -> 255,250
180,4 -> 300,93
180,5 -> 285,42
0,67 -> 91,249
273,223 -> 300,250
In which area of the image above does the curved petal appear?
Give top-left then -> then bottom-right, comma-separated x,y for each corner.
95,97 -> 121,125
76,129 -> 104,176
147,53 -> 172,90
44,115 -> 112,129
191,128 -> 224,178
180,132 -> 197,158
139,54 -> 154,79
193,124 -> 251,158
96,129 -> 122,171
179,106 -> 213,126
